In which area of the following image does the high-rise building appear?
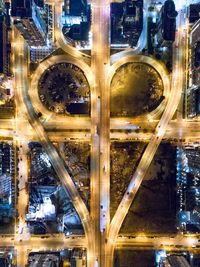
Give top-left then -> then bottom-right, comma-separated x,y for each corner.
69,0 -> 87,16
187,19 -> 200,118
188,3 -> 200,24
191,20 -> 200,87
0,14 -> 8,74
187,86 -> 200,118
28,252 -> 60,267
163,255 -> 191,267
157,0 -> 177,45
177,146 -> 200,230
11,0 -> 32,17
11,0 -> 49,46
62,0 -> 90,45
0,0 -> 4,11
122,0 -> 143,46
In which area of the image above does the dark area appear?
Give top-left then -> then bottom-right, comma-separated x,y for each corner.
120,143 -> 177,234
114,250 -> 155,267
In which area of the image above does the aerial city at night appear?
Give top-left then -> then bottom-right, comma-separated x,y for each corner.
1,0 -> 200,266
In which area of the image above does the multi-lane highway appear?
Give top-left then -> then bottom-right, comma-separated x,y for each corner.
3,118 -> 200,141
106,5 -> 188,267
12,26 -> 93,266
2,0 -> 192,266
3,119 -> 200,142
90,0 -> 111,265
2,233 -> 200,254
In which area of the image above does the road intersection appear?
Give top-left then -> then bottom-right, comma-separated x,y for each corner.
0,0 -> 193,266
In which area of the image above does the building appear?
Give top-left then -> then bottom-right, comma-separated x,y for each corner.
0,2 -> 11,75
177,146 -> 200,231
62,0 -> 90,46
30,45 -> 55,63
0,143 -> 15,221
0,143 -> 12,205
165,255 -> 191,267
122,0 -> 143,46
191,20 -> 200,86
29,3 -> 54,62
157,0 -> 177,45
11,0 -> 49,46
0,0 -> 4,11
110,2 -> 124,45
0,7 -> 10,75
28,252 -> 60,267
67,21 -> 89,41
26,186 -> 57,222
0,174 -> 11,205
187,86 -> 200,118
188,3 -> 200,24
110,0 -> 143,47
156,251 -> 192,267
187,12 -> 200,118
69,0 -> 87,16
0,254 -> 13,267
0,14 -> 8,74
0,142 -> 11,175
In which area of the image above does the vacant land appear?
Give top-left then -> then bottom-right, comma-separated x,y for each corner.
120,143 -> 177,234
114,250 -> 155,267
110,62 -> 164,117
110,142 -> 147,218
60,141 -> 90,207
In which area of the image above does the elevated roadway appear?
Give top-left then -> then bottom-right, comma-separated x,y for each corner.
13,27 -> 92,265
46,0 -> 90,62
106,7 -> 188,267
90,0 -> 111,265
110,0 -> 151,64
3,1 -> 192,267
1,233 -> 200,253
2,118 -> 200,142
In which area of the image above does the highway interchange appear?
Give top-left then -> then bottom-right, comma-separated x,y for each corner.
0,0 -> 199,266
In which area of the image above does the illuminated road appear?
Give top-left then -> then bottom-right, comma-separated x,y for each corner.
2,119 -> 200,141
116,234 -> 199,251
2,0 -> 192,266
13,27 -> 92,266
107,6 -> 187,267
0,235 -> 87,248
110,0 -> 151,63
46,0 -> 90,61
3,121 -> 200,143
109,54 -> 170,121
1,233 -> 200,254
29,53 -> 170,125
30,54 -> 93,123
1,234 -> 87,265
90,0 -> 111,265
